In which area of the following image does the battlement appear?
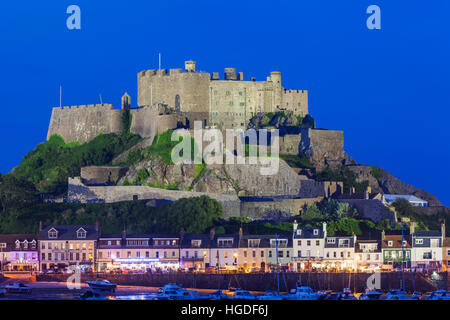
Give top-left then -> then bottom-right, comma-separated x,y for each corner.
283,89 -> 308,94
55,103 -> 114,110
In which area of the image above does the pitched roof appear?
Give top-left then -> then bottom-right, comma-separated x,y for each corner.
382,235 -> 411,249
384,194 -> 428,203
39,225 -> 99,240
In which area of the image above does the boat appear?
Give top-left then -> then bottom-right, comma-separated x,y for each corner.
425,290 -> 450,300
209,290 -> 232,300
256,291 -> 284,300
384,290 -> 417,300
284,286 -> 319,300
86,280 -> 117,293
158,283 -> 182,294
0,288 -> 6,297
233,289 -> 255,300
339,288 -> 357,300
4,282 -> 32,294
358,289 -> 383,300
156,284 -> 208,300
80,290 -> 109,300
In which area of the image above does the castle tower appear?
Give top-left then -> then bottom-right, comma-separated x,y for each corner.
121,92 -> 131,110
185,60 -> 196,72
270,71 -> 282,111
224,68 -> 237,80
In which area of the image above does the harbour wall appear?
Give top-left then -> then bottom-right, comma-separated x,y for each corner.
36,272 -> 446,293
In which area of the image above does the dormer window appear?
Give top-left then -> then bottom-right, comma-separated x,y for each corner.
23,240 -> 28,249
31,240 -> 36,249
402,241 -> 407,247
191,240 -> 201,248
297,229 -> 302,235
15,240 -> 20,249
388,241 -> 393,247
313,229 -> 319,236
76,228 -> 87,239
48,228 -> 58,239
415,239 -> 423,245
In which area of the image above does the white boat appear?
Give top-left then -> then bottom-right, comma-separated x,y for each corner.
340,288 -> 357,300
86,280 -> 117,293
233,289 -> 255,300
209,290 -> 232,300
156,284 -> 208,300
284,286 -> 319,300
384,290 -> 416,300
256,291 -> 284,300
80,290 -> 109,300
425,290 -> 450,300
358,289 -> 383,300
4,282 -> 32,294
0,288 -> 6,296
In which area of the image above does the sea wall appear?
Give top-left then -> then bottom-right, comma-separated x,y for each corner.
36,272 -> 443,293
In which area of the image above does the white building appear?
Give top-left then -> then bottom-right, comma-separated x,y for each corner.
292,221 -> 326,271
323,235 -> 357,271
410,223 -> 444,271
384,194 -> 428,207
355,240 -> 383,272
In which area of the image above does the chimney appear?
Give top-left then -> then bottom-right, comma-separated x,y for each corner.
322,222 -> 327,238
381,230 -> 385,240
441,222 -> 446,238
350,187 -> 355,195
365,186 -> 371,199
209,227 -> 215,240
410,222 -> 416,235
39,221 -> 43,232
122,228 -> 127,241
238,72 -> 244,81
239,227 -> 243,240
293,220 -> 298,233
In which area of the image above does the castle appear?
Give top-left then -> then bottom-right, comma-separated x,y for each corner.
47,60 -> 309,143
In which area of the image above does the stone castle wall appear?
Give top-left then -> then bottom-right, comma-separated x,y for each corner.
47,104 -> 123,143
68,177 -> 241,218
240,197 -> 323,219
300,128 -> 346,168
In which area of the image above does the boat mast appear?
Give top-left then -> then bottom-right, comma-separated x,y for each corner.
401,223 -> 406,292
276,233 -> 279,293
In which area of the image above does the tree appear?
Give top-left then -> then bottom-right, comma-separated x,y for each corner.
302,204 -> 324,221
0,174 -> 38,213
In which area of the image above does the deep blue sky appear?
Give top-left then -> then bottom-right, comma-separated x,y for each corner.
1,1 -> 449,205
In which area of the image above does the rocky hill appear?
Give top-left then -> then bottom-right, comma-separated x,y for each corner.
348,165 -> 442,207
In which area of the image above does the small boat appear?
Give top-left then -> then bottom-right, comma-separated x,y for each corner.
384,290 -> 416,300
233,289 -> 255,300
358,289 -> 383,300
340,288 -> 357,300
0,288 -> 6,297
80,290 -> 109,300
86,280 -> 117,293
284,286 -> 319,300
158,283 -> 182,294
256,291 -> 284,300
209,290 -> 232,300
425,290 -> 450,300
4,282 -> 32,294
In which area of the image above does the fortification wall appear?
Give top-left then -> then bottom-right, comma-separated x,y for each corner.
299,128 -> 346,168
298,180 -> 343,198
337,199 -> 396,225
279,134 -> 302,155
282,89 -> 308,116
47,104 -> 123,142
68,177 -> 241,218
137,70 -> 211,126
240,197 -> 323,219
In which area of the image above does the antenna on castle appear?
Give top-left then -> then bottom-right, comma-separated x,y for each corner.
99,94 -> 103,105
158,53 -> 161,70
59,85 -> 62,108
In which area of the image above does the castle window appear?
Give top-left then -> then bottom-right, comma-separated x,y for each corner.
239,91 -> 243,96
240,102 -> 245,106
214,90 -> 218,95
226,91 -> 230,96
229,101 -> 233,106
